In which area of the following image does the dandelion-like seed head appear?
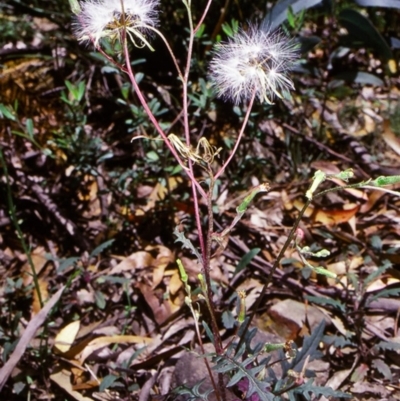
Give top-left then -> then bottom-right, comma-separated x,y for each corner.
73,0 -> 159,47
209,25 -> 298,105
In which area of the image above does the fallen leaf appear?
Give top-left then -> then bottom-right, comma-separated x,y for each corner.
78,335 -> 153,364
137,281 -> 172,325
169,269 -> 183,295
54,320 -> 81,354
314,203 -> 360,225
109,251 -> 154,275
22,246 -> 48,287
32,277 -> 49,315
383,119 -> 400,157
50,369 -> 94,401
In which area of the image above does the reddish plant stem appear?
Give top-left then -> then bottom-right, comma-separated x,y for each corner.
182,6 -> 206,258
204,179 -> 223,354
118,36 -> 207,199
214,93 -> 255,180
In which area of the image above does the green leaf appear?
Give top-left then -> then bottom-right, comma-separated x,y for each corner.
98,275 -> 131,285
289,321 -> 325,373
68,0 -> 81,14
94,290 -> 106,309
305,295 -> 345,312
377,340 -> 400,351
25,119 -> 34,138
202,321 -> 214,343
195,24 -> 205,38
372,359 -> 392,381
261,0 -> 323,31
99,374 -> 119,392
370,175 -> 400,186
369,287 -> 400,302
338,9 -> 393,60
287,6 -> 296,28
90,239 -> 115,258
222,310 -> 236,329
0,103 -> 17,121
174,227 -> 203,264
146,150 -> 159,161
291,379 -> 352,399
364,260 -> 391,286
56,257 -> 80,273
235,248 -> 260,274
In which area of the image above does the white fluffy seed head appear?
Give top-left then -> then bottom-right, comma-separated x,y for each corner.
73,0 -> 159,46
209,25 -> 298,105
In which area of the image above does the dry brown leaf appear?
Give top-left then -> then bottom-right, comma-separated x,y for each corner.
146,245 -> 174,288
78,335 -> 153,364
109,251 -> 154,275
137,281 -> 172,325
319,369 -> 352,401
22,246 -> 48,287
258,299 -> 330,341
142,177 -> 183,212
78,175 -> 102,218
50,369 -> 94,401
351,381 -> 391,397
383,119 -> 400,157
359,189 -> 388,214
54,320 -> 81,354
32,277 -> 49,315
293,201 -> 360,227
365,277 -> 400,292
314,203 -> 360,225
326,256 -> 364,287
169,269 -> 183,296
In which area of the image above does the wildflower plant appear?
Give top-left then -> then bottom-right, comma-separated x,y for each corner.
68,0 -> 369,399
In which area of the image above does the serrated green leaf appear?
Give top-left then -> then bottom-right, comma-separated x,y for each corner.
372,358 -> 392,381
305,295 -> 345,312
291,379 -> 352,399
376,340 -> 400,351
90,239 -> 115,258
174,227 -> 203,264
364,260 -> 391,286
369,287 -> 400,303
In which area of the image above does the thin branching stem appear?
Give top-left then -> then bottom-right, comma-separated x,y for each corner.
237,198 -> 312,350
193,0 -> 213,35
204,178 -> 223,354
181,2 -> 206,258
0,147 -> 43,308
119,31 -> 207,199
145,26 -> 184,80
214,92 -> 256,180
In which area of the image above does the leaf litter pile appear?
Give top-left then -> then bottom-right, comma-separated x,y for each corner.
2,3 -> 400,401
